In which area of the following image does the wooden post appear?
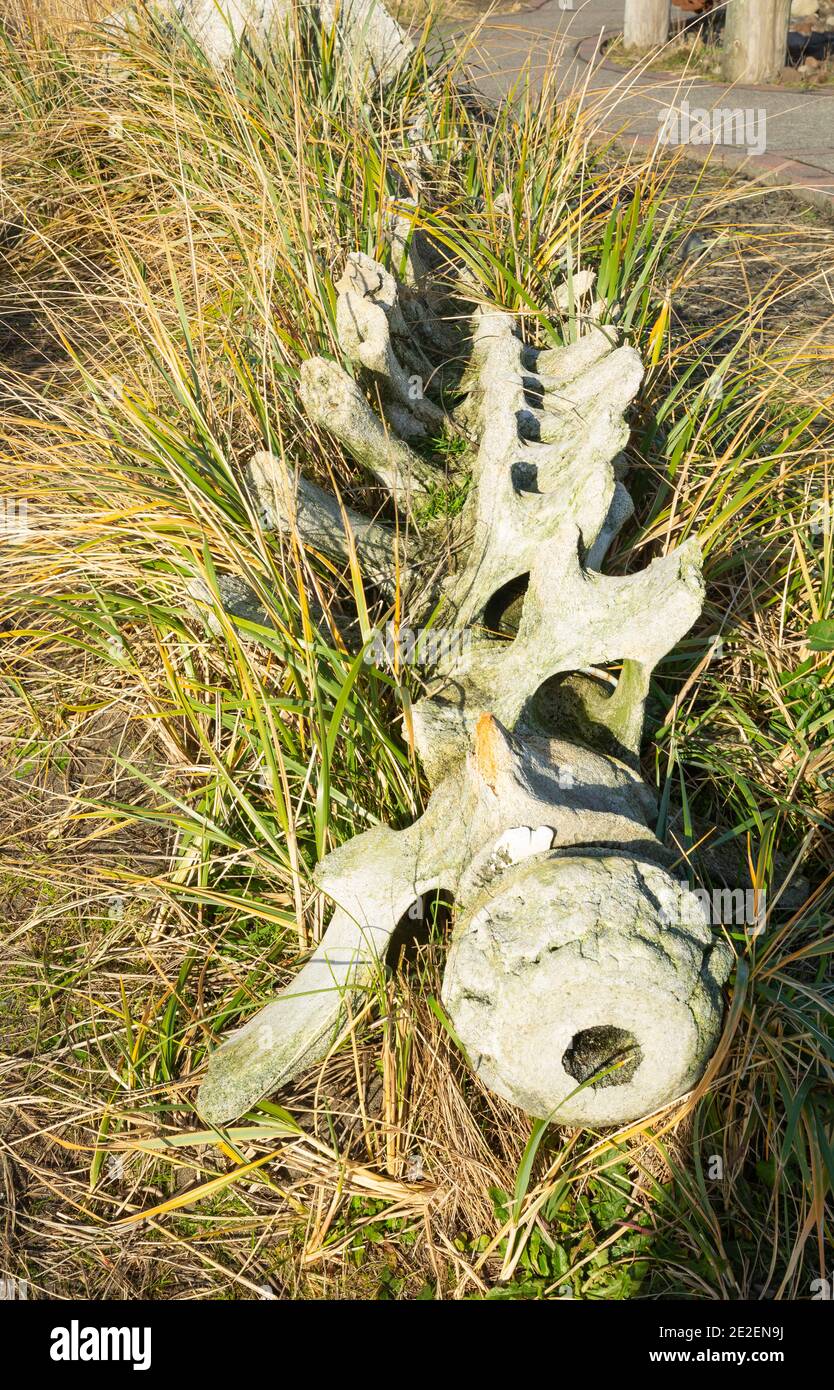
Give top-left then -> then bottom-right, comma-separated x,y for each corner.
623,0 -> 671,50
722,0 -> 791,83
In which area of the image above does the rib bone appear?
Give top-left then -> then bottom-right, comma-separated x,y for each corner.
298,357 -> 439,506
246,449 -> 404,596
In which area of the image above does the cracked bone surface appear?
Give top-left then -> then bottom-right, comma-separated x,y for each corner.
198,246 -> 732,1129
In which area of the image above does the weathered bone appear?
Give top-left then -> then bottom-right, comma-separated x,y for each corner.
246,448 -> 404,596
298,357 -> 439,506
110,1 -> 288,64
413,524 -> 704,783
111,0 -> 414,82
404,303 -> 701,781
199,712 -> 730,1124
198,246 -> 733,1130
186,573 -> 275,634
183,443 -> 417,644
442,843 -> 731,1127
319,0 -> 414,84
199,713 -> 730,1124
335,252 -> 445,439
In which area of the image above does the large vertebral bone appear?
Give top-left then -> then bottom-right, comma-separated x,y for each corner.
200,712 -> 733,1124
198,248 -> 733,1130
442,836 -> 730,1127
406,305 -> 702,781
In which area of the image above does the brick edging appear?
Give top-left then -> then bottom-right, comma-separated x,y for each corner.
606,130 -> 834,213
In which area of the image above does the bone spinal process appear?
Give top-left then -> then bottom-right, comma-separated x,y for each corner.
182,0 -> 733,1130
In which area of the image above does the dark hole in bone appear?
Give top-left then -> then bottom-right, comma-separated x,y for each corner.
511,458 -> 539,492
525,663 -> 625,756
522,374 -> 544,409
562,1025 -> 642,1090
483,573 -> 529,636
516,409 -> 541,442
386,890 -> 454,969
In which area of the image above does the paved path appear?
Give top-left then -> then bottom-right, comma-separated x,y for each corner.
449,1 -> 834,197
